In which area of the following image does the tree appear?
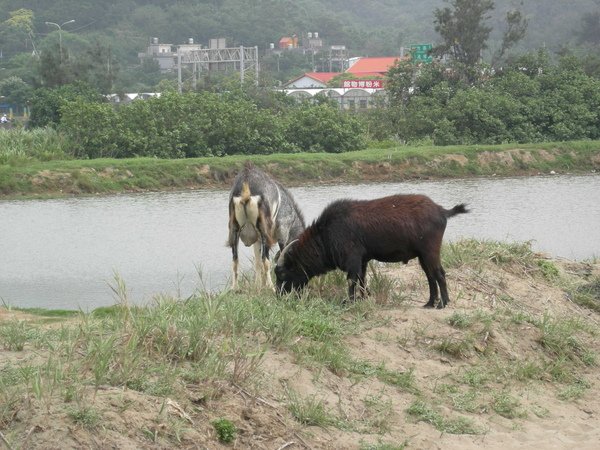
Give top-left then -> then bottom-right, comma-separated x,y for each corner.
35,39 -> 118,92
0,76 -> 32,110
73,42 -> 119,93
495,9 -> 528,62
37,43 -> 73,87
60,99 -> 121,158
28,82 -> 102,128
578,11 -> 600,45
0,9 -> 36,55
433,0 -> 494,67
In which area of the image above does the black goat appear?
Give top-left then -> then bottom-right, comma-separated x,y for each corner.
275,194 -> 468,307
228,162 -> 305,290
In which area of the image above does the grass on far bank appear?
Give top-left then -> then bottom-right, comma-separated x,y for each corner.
1,130 -> 599,198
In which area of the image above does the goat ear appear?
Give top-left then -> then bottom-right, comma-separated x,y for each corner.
276,239 -> 298,266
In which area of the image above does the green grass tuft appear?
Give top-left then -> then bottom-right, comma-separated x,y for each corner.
406,400 -> 481,435
212,418 -> 237,443
68,406 -> 100,428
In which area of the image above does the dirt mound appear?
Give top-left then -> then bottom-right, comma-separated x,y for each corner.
1,241 -> 599,449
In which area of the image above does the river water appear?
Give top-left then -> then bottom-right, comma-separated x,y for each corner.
1,174 -> 599,310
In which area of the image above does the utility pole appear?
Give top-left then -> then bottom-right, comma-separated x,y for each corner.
240,45 -> 244,84
177,50 -> 182,93
45,20 -> 75,63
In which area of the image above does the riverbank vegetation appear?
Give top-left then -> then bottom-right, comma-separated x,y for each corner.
1,239 -> 599,448
3,47 -> 600,159
1,139 -> 599,199
9,51 -> 600,159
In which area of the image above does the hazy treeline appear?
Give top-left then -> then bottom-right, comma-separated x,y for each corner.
1,0 -> 599,92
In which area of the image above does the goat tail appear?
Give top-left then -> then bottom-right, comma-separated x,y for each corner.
445,203 -> 469,218
240,182 -> 252,204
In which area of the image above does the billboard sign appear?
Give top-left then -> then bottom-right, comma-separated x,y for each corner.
342,79 -> 384,89
410,43 -> 433,63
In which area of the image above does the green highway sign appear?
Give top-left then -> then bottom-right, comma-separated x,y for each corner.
409,43 -> 433,63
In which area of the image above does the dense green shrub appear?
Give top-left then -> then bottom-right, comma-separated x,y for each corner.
36,51 -> 600,157
46,90 -> 366,159
195,92 -> 290,156
29,82 -> 103,128
60,100 -> 121,158
285,103 -> 366,153
117,93 -> 201,158
384,52 -> 600,145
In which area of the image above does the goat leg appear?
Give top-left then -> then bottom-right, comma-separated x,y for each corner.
231,232 -> 240,291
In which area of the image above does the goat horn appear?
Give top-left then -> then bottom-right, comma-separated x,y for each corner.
276,239 -> 298,266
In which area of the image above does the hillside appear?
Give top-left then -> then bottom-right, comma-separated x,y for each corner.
0,0 -> 598,91
1,0 -> 594,52
1,240 -> 599,449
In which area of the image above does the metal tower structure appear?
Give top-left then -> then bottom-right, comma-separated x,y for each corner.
177,46 -> 259,91
328,45 -> 348,72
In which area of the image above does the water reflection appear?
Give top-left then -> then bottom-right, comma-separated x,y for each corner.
1,174 -> 598,310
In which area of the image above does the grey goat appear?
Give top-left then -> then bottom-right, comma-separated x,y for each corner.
227,162 -> 305,289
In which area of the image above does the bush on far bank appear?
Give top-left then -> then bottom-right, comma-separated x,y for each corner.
381,51 -> 600,145
53,90 -> 366,159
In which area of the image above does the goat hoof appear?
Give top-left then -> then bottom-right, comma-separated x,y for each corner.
435,303 -> 446,309
423,302 -> 435,309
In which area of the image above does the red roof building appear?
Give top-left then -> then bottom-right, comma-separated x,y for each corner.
283,56 -> 408,90
345,57 -> 403,77
278,36 -> 299,49
283,72 -> 340,88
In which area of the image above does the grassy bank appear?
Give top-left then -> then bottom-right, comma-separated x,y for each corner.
1,140 -> 600,199
1,239 -> 599,448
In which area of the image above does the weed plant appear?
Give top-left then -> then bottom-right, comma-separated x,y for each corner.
442,239 -> 537,272
0,127 -> 69,164
570,276 -> 600,313
360,441 -> 408,450
535,314 -> 596,367
491,391 -> 527,419
68,405 -> 100,428
406,400 -> 481,434
361,393 -> 394,434
212,418 -> 237,443
285,388 -> 338,428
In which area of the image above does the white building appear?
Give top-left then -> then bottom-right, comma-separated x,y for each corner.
282,88 -> 386,110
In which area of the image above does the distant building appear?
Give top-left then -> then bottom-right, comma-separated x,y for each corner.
177,38 -> 202,58
282,56 -> 403,91
304,32 -> 323,51
283,72 -> 340,89
281,55 -> 406,109
138,38 -> 176,72
345,56 -> 402,77
106,93 -> 161,104
138,37 -> 203,73
283,88 -> 386,111
278,35 -> 299,49
272,32 -> 323,54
